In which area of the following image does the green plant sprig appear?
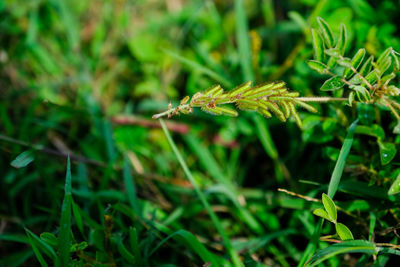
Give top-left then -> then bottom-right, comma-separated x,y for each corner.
308,17 -> 400,121
152,81 -> 342,128
313,193 -> 354,241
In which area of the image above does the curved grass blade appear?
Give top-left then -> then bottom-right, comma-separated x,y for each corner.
327,119 -> 358,198
148,230 -> 223,266
57,157 -> 72,267
26,230 -> 49,267
306,240 -> 377,267
159,119 -> 242,267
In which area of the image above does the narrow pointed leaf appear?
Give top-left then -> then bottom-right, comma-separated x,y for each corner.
327,119 -> 358,198
311,29 -> 324,61
336,24 -> 347,55
344,48 -> 366,78
365,70 -> 378,85
306,240 -> 377,267
359,55 -> 374,76
58,157 -> 72,267
317,17 -> 334,48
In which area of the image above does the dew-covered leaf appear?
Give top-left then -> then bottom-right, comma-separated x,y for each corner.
337,58 -> 352,68
343,48 -> 365,78
320,76 -> 345,91
336,24 -> 347,55
307,60 -> 328,74
378,141 -> 397,165
317,17 -> 334,48
324,48 -> 341,58
311,29 -> 324,61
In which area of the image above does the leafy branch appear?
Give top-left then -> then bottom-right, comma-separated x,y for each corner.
152,81 -> 330,128
307,17 -> 400,122
313,193 -> 354,241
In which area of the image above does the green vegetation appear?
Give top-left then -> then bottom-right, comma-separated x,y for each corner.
1,0 -> 400,266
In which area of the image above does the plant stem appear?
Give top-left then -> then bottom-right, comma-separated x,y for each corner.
152,104 -> 191,119
295,97 -> 347,102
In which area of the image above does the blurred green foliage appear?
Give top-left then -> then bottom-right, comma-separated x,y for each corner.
1,0 -> 400,266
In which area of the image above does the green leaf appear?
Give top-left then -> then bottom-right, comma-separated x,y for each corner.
320,76 -> 345,91
306,240 -> 377,267
123,157 -> 140,216
40,232 -> 58,247
388,172 -> 400,195
347,91 -> 355,106
376,47 -> 392,67
359,55 -> 374,77
214,106 -> 239,117
394,120 -> 400,134
116,236 -> 135,263
26,230 -> 49,267
307,60 -> 328,74
288,11 -> 308,31
313,208 -> 332,222
350,85 -> 371,102
317,17 -> 334,48
10,150 -> 34,168
344,48 -> 366,78
327,56 -> 337,69
378,141 -> 397,165
324,48 -> 341,58
149,230 -> 222,266
160,119 -> 240,265
327,119 -> 358,198
70,241 -> 88,252
58,157 -> 72,267
365,70 -> 378,85
336,223 -> 354,241
355,124 -> 385,140
129,227 -> 143,266
311,29 -> 324,61
71,199 -> 84,236
336,24 -> 347,55
376,48 -> 392,77
234,0 -> 255,81
337,58 -> 352,68
322,193 -> 337,222
25,228 -> 57,260
163,49 -> 232,87
391,50 -> 400,71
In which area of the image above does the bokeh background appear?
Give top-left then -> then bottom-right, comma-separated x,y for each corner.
1,0 -> 400,266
